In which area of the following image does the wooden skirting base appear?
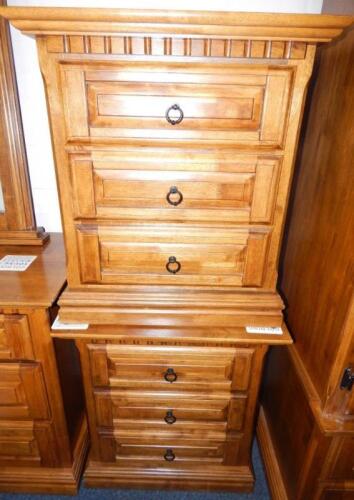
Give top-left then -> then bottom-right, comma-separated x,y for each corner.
58,287 -> 284,327
0,417 -> 89,495
257,405 -> 288,500
84,462 -> 254,492
0,228 -> 50,246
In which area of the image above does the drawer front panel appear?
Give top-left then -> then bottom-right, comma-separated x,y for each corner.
70,152 -> 280,224
0,315 -> 34,360
0,362 -> 50,420
88,344 -> 254,392
76,224 -> 270,287
115,440 -> 224,464
329,437 -> 354,480
97,429 -> 242,466
94,390 -> 247,432
0,421 -> 40,464
61,62 -> 293,148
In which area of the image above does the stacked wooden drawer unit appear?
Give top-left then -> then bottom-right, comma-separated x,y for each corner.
0,314 -> 51,469
2,7 -> 351,492
89,343 -> 257,466
0,236 -> 88,494
73,327 -> 275,490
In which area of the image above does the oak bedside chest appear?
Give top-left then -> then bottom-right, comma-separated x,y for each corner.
0,7 -> 351,492
0,235 -> 88,493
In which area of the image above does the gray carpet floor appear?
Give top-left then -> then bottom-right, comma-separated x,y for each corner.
0,441 -> 269,500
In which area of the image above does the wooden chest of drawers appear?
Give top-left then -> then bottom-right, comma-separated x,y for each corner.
64,327 -> 289,491
2,6 -> 351,492
0,235 -> 88,493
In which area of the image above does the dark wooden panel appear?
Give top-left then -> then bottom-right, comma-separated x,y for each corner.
280,26 -> 354,405
261,347 -> 319,499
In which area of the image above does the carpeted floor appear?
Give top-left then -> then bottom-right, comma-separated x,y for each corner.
0,441 -> 269,500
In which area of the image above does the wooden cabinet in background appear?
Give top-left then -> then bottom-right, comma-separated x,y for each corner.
1,7 -> 351,493
258,24 -> 354,500
0,235 -> 88,493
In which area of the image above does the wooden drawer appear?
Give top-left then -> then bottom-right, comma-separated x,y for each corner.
88,344 -> 254,392
76,223 -> 270,287
94,390 -> 247,432
0,314 -> 34,360
70,151 -> 280,224
103,431 -> 226,465
328,437 -> 354,481
115,439 -> 224,465
61,62 -> 292,148
97,427 -> 243,466
0,420 -> 40,465
0,362 -> 50,420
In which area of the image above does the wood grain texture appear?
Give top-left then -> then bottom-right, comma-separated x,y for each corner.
34,43 -> 317,315
0,233 -> 66,307
260,25 -> 354,500
257,406 -> 289,500
31,25 -> 318,315
47,35 -> 309,60
76,336 -> 267,490
280,25 -> 354,413
75,223 -> 270,287
0,8 -> 352,41
6,7 -> 351,493
70,152 -> 279,224
260,346 -> 354,500
0,234 -> 88,493
0,314 -> 34,360
62,62 -> 292,148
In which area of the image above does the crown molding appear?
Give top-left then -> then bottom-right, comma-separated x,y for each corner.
0,7 -> 352,42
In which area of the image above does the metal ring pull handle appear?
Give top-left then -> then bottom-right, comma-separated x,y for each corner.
166,186 -> 183,206
164,410 -> 177,425
164,448 -> 176,462
166,256 -> 181,274
164,367 -> 178,383
166,104 -> 184,125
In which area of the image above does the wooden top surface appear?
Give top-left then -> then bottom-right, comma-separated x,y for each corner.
0,233 -> 66,308
0,7 -> 352,42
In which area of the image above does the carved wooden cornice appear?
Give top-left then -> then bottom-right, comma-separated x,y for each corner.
0,7 -> 352,43
45,35 -> 309,60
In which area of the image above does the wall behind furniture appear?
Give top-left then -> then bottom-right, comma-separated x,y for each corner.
322,0 -> 354,14
8,0 -> 324,232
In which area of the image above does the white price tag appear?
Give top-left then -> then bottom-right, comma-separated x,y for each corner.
0,255 -> 37,272
246,326 -> 283,335
52,316 -> 89,330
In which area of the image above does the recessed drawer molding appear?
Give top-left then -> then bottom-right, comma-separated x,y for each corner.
61,62 -> 293,148
88,344 -> 254,392
76,223 -> 270,287
70,152 -> 280,224
0,362 -> 51,421
0,315 -> 34,360
2,4 -> 351,493
93,390 -> 247,432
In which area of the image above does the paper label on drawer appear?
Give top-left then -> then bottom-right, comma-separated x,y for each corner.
0,255 -> 37,272
52,316 -> 89,330
246,326 -> 283,335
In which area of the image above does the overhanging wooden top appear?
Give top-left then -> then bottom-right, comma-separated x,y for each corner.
0,233 -> 66,308
0,7 -> 352,42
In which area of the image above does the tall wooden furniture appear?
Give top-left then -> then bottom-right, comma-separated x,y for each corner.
1,7 -> 351,492
258,25 -> 354,500
0,0 -> 48,245
0,234 -> 88,493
